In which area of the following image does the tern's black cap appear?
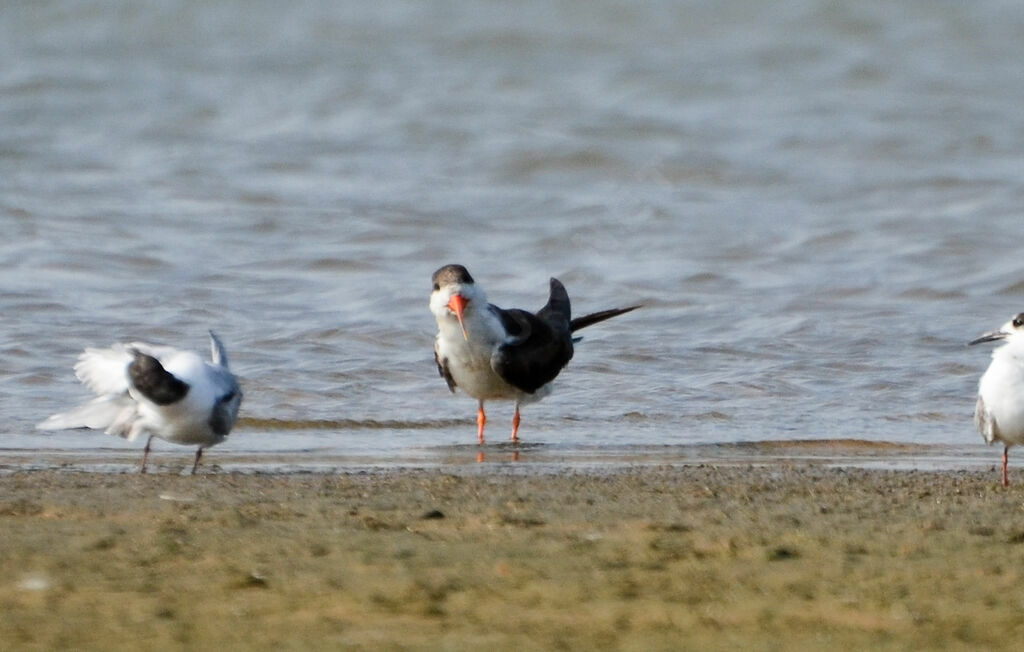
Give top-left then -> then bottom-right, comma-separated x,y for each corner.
432,264 -> 475,289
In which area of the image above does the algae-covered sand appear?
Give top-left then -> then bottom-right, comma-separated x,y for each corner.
2,466 -> 1023,650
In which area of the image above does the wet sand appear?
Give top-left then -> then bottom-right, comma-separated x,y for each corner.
2,464 -> 1023,650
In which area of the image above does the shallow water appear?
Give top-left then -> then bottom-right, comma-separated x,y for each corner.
2,1 -> 1023,470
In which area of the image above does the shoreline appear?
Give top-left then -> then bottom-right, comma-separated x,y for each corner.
3,463 -> 1023,649
0,438 -> 1001,477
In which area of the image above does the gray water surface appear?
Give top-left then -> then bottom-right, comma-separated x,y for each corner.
2,1 -> 1023,470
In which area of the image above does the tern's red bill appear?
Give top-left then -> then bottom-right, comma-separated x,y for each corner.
447,294 -> 469,340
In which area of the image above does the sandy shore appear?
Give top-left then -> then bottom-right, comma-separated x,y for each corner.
2,464 -> 1022,650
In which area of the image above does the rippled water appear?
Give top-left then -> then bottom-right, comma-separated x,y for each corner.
2,1 -> 1023,470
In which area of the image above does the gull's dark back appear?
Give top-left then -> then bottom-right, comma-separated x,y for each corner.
128,351 -> 190,406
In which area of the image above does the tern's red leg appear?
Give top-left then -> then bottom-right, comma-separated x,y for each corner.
477,401 -> 487,444
511,403 -> 521,442
192,448 -> 203,475
1003,446 -> 1010,488
140,435 -> 154,474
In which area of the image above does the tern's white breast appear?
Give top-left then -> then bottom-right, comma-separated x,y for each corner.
435,307 -> 520,401
979,345 -> 1024,445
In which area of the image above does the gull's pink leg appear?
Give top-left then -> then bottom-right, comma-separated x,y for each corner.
140,435 -> 154,474
191,448 -> 203,475
1003,446 -> 1010,488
